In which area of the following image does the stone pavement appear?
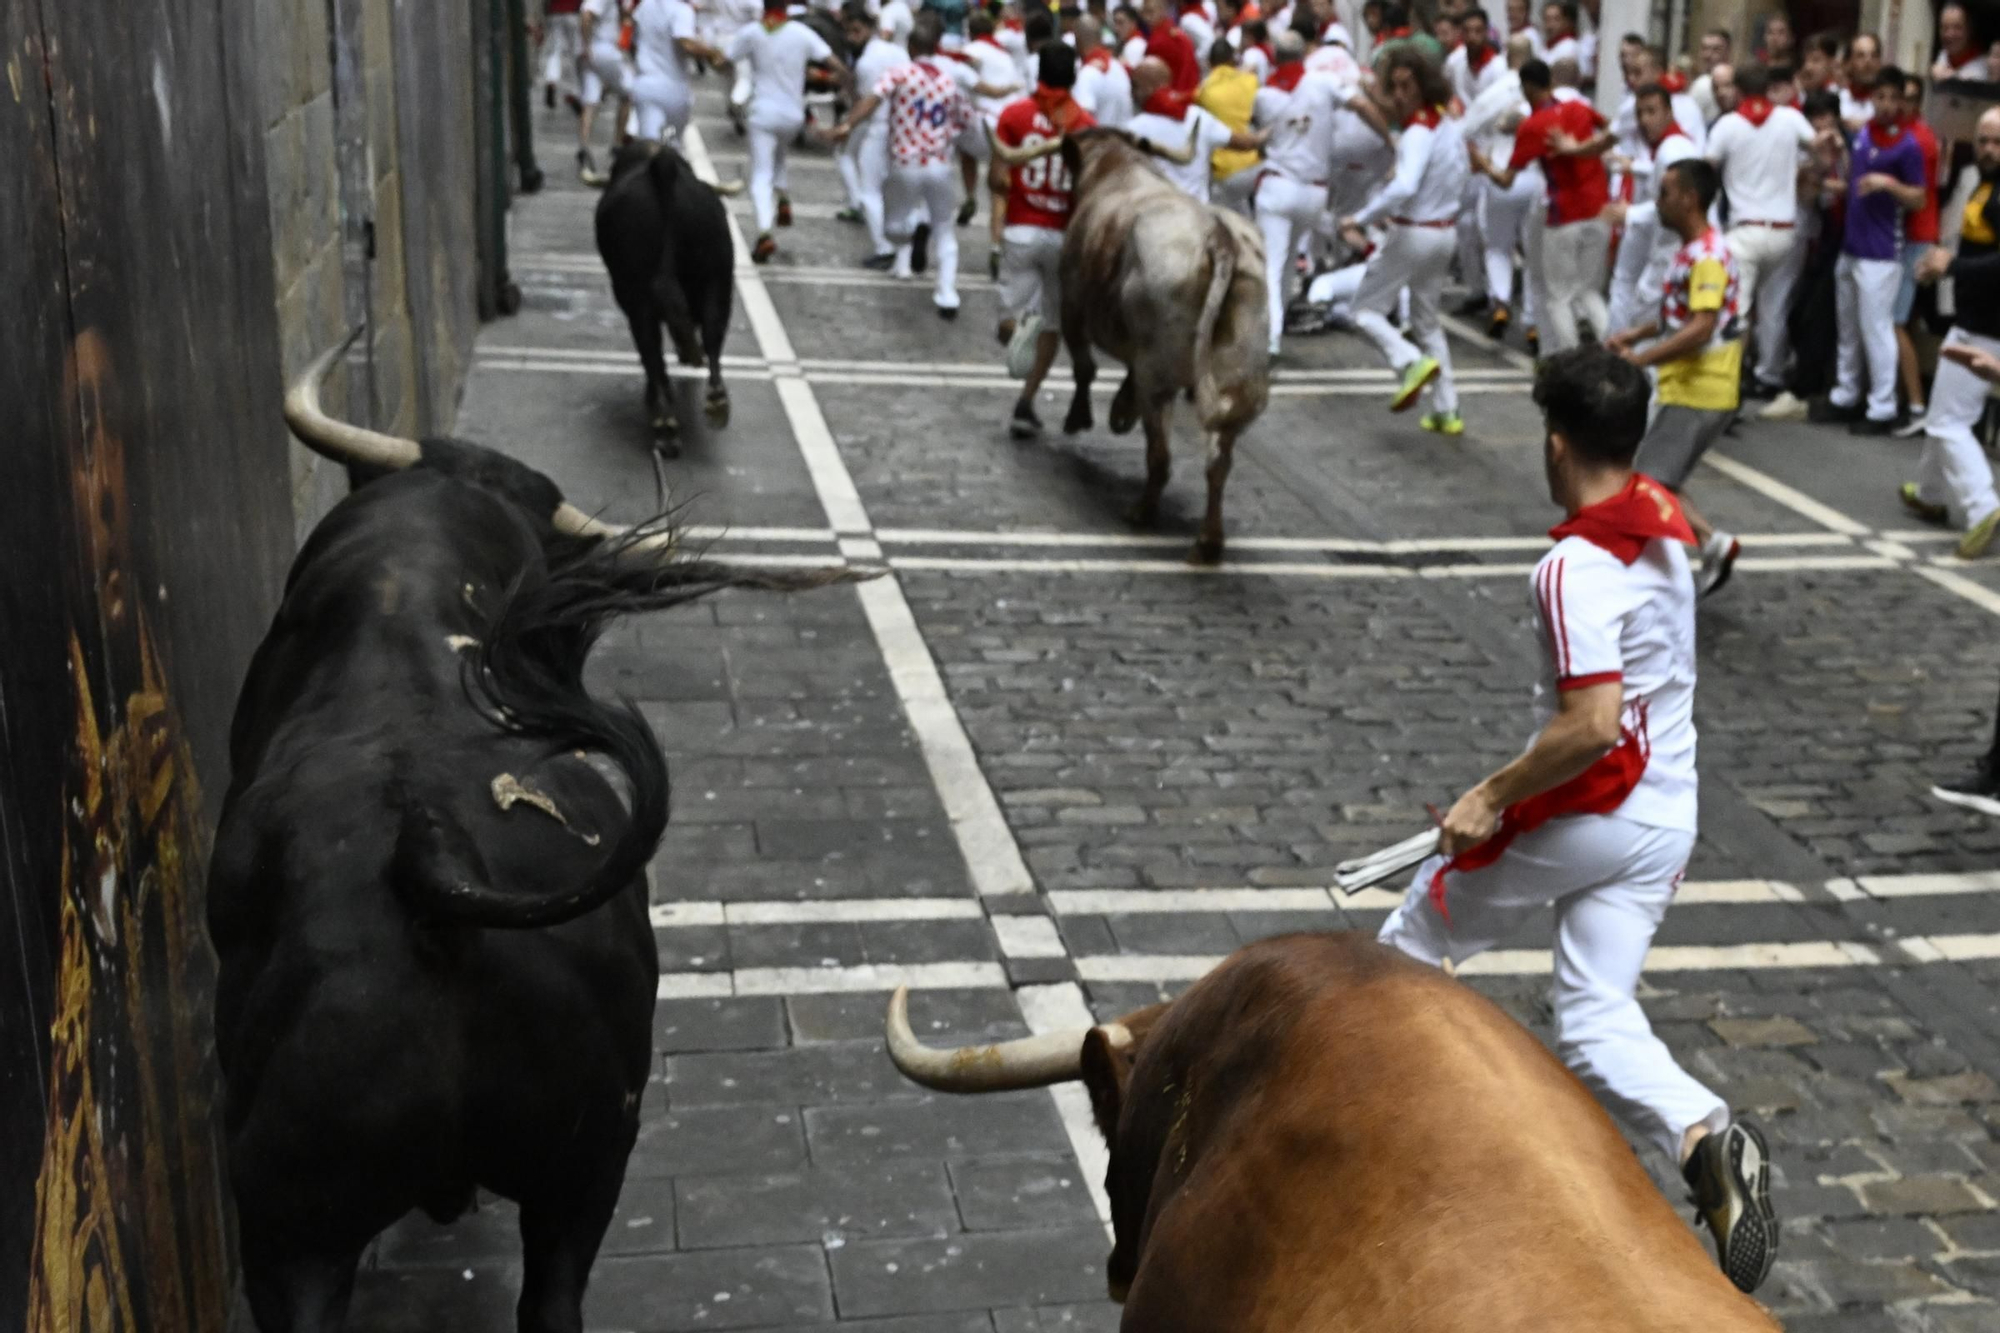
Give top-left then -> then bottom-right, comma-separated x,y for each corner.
348,77 -> 2000,1332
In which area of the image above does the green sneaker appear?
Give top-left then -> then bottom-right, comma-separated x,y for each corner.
1391,356 -> 1441,413
1420,410 -> 1464,436
1959,508 -> 2000,560
1683,1120 -> 1777,1294
1899,482 -> 1949,525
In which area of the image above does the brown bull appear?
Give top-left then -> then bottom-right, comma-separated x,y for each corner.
887,933 -> 1782,1331
1056,128 -> 1270,563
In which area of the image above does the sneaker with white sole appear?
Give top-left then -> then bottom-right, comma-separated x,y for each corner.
1959,509 -> 2000,560
1892,410 -> 1929,438
1757,391 -> 1809,422
1684,1120 -> 1777,1295
1934,755 -> 2000,818
1391,356 -> 1440,412
1697,530 -> 1741,598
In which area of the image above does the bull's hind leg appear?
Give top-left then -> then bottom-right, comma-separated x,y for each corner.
701,283 -> 732,427
515,1119 -> 637,1333
1061,311 -> 1096,435
616,287 -> 678,447
1109,376 -> 1139,435
1193,428 -> 1237,565
1129,404 -> 1172,529
242,1242 -> 363,1333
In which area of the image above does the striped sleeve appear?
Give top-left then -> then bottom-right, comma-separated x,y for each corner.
1534,554 -> 1623,690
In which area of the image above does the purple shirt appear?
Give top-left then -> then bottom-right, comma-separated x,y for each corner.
1843,125 -> 1924,261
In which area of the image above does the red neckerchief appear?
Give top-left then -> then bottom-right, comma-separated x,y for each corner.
1031,83 -> 1084,130
972,33 -> 1008,52
1658,69 -> 1688,92
1403,104 -> 1443,129
1549,474 -> 1695,566
1947,46 -> 1984,71
1867,120 -> 1906,149
1178,0 -> 1206,17
1002,17 -> 1023,31
1380,24 -> 1412,39
1253,40 -> 1275,65
1142,85 -> 1194,118
1082,46 -> 1115,71
1241,3 -> 1261,19
1653,122 -> 1687,146
1266,58 -> 1306,91
1735,94 -> 1774,127
1466,41 -> 1496,73
760,8 -> 788,31
1847,82 -> 1872,103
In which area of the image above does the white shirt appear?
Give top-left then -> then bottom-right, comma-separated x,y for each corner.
1706,104 -> 1815,225
1353,113 -> 1468,226
1446,44 -> 1508,109
1126,106 -> 1236,199
961,38 -> 1024,122
1304,40 -> 1362,91
633,0 -> 697,83
1253,73 -> 1349,183
877,0 -> 913,44
852,35 -> 908,127
1074,55 -> 1134,128
1461,66 -> 1524,160
726,18 -> 834,128
1629,128 -> 1698,206
1119,34 -> 1148,67
583,0 -> 624,53
1688,72 -> 1720,126
1839,85 -> 1874,128
1611,90 -> 1707,158
1542,33 -> 1578,67
1530,532 -> 1698,834
1180,11 -> 1216,57
1239,43 -> 1273,81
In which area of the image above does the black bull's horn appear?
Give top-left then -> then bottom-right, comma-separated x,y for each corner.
883,985 -> 1131,1093
283,331 -> 875,587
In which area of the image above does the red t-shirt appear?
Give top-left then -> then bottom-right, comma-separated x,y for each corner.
995,97 -> 1098,229
1903,114 -> 1941,244
1146,23 -> 1201,92
1510,98 -> 1611,226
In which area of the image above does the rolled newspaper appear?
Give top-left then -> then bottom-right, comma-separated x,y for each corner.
1331,828 -> 1441,894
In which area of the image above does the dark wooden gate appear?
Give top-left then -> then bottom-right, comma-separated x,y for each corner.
0,1 -> 294,1325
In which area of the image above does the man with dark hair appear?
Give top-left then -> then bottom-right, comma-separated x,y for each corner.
1610,157 -> 1745,595
1471,56 -> 1613,354
1538,0 -> 1579,65
1800,30 -> 1843,93
1379,341 -> 1777,1298
1605,83 -> 1701,339
1340,46 -> 1470,427
1691,26 -> 1732,122
1842,32 -> 1882,126
1816,66 -> 1927,432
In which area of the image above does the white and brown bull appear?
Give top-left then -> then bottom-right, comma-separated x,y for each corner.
886,932 -> 1783,1332
1053,128 -> 1270,563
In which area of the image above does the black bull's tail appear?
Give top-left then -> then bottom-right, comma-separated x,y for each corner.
394,532 -> 872,930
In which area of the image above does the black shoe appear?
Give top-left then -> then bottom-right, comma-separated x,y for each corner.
988,248 -> 1001,281
1453,294 -> 1489,317
1808,397 -> 1864,424
956,197 -> 976,227
1010,397 -> 1042,438
1935,755 -> 2000,817
1684,1121 -> 1777,1295
1849,416 -> 1896,437
936,302 -> 958,321
911,223 -> 931,275
544,84 -> 556,110
861,253 -> 896,271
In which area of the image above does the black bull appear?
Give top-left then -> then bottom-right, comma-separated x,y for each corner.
595,142 -> 734,448
209,437 -> 846,1332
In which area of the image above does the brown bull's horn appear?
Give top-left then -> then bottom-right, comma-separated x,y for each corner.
986,127 -> 1065,168
1139,123 -> 1200,167
284,331 -> 667,549
885,985 -> 1126,1092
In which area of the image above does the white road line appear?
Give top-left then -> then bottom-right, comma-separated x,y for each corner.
680,524 -> 837,543
648,898 -> 985,929
658,961 -> 1010,998
1040,879 -> 1815,916
1015,982 -> 1116,1234
991,915 -> 1069,959
1701,453 -> 1874,537
1914,565 -> 2000,617
1074,939 -> 1887,983
884,553 -> 1903,580
874,530 -> 1550,552
1851,870 -> 2000,898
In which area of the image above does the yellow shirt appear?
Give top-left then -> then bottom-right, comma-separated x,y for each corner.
1655,248 -> 1744,412
1198,66 -> 1259,180
1965,180 -> 1995,247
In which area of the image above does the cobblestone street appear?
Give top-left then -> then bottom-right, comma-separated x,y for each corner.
351,84 -> 2000,1332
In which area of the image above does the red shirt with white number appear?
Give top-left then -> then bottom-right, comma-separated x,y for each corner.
876,59 -> 970,168
995,94 -> 1096,229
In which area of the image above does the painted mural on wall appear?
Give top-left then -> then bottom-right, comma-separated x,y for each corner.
25,331 -> 231,1333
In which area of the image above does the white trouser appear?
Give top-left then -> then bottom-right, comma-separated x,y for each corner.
1215,165 -> 1260,217
1832,252 -> 1903,422
580,41 -> 628,106
1538,216 -> 1611,354
747,119 -> 801,235
631,74 -> 692,143
1306,261 -> 1366,317
839,123 -> 893,255
541,12 -> 582,89
885,160 -> 960,309
1256,173 -> 1326,352
1478,173 -> 1538,308
1726,222 -> 1804,390
1454,178 -> 1485,298
1379,815 -> 1729,1163
1607,202 -> 1675,341
1352,223 -> 1458,414
1919,327 -> 2000,529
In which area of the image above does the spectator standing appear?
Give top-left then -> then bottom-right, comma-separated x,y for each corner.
1934,3 -> 2000,83
1690,27 -> 1730,123
1904,107 -> 2000,558
1841,33 -> 1881,127
1756,12 -> 1794,67
1606,83 -> 1701,339
1892,70 -> 1942,435
1074,15 -> 1135,127
1459,31 -> 1539,335
1814,67 -> 1926,433
1761,88 -> 1849,419
1539,0 -> 1579,66
1799,30 -> 1842,95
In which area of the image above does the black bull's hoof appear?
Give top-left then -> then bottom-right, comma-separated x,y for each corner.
1108,379 -> 1139,435
705,389 -> 730,428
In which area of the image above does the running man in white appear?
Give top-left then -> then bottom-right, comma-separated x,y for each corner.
729,0 -> 846,262
630,0 -> 728,144
539,0 -> 586,110
1457,30 -> 1539,336
1125,57 -> 1264,203
1604,81 -> 1702,341
1377,343 -> 1778,1299
837,2 -> 912,267
1339,46 -> 1469,430
833,11 -> 970,315
578,0 -> 636,182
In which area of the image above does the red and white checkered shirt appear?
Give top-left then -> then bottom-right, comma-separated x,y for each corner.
875,59 -> 969,168
1658,226 -> 1741,340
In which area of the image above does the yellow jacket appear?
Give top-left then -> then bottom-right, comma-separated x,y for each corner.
1198,65 -> 1260,180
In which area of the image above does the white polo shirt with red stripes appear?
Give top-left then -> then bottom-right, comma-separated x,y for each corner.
1531,533 -> 1699,833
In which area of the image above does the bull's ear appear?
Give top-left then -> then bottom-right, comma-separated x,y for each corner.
1080,1026 -> 1135,1143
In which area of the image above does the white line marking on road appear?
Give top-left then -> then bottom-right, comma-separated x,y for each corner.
1701,453 -> 1875,537
1851,870 -> 2000,898
733,962 -> 1010,995
1042,879 -> 1825,917
991,915 -> 1069,959
884,553 -> 1907,580
874,530 -> 1551,552
1015,982 -> 1116,1235
1914,565 -> 2000,617
680,524 -> 837,543
648,898 -> 986,929
1073,938 -> 1889,983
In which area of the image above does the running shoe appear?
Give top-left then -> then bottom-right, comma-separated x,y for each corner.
1453,294 -> 1490,317
1391,357 -> 1441,413
956,197 -> 976,226
1009,397 -> 1043,438
1758,391 -> 1809,421
835,205 -> 863,223
1958,508 -> 2000,560
776,196 -> 793,227
861,253 -> 896,271
1524,325 -> 1539,356
1898,482 -> 1948,525
1934,755 -> 2000,818
1420,410 -> 1464,436
1697,529 -> 1741,598
1684,1120 -> 1777,1295
1893,409 -> 1929,438
752,233 -> 777,264
1487,303 -> 1510,338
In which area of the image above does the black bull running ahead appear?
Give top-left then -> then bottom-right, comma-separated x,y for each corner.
211,350 -> 851,1332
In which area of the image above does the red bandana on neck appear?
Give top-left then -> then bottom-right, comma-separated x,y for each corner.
1003,16 -> 1023,30
1736,94 -> 1774,127
1380,24 -> 1412,39
760,7 -> 788,31
1032,83 -> 1084,128
1253,40 -> 1275,64
1266,59 -> 1306,91
1867,120 -> 1906,149
1467,41 -> 1496,73
1404,104 -> 1443,129
1082,46 -> 1114,70
973,33 -> 1008,51
1549,475 -> 1695,565
1142,85 -> 1194,118
1658,69 -> 1687,93
1655,122 -> 1687,145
